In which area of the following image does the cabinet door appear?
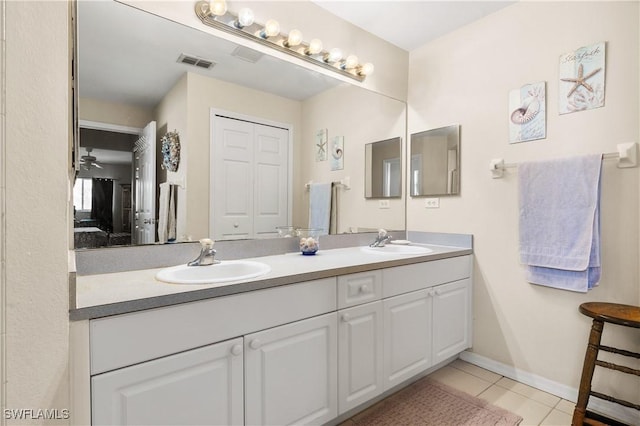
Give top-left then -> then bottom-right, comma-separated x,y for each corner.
432,278 -> 472,364
383,289 -> 432,390
338,301 -> 384,414
91,337 -> 244,426
245,313 -> 338,425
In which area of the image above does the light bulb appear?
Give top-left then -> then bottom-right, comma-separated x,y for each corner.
235,7 -> 254,28
343,55 -> 358,70
305,38 -> 323,55
325,48 -> 343,63
358,62 -> 375,76
285,29 -> 303,47
208,0 -> 227,16
260,19 -> 280,38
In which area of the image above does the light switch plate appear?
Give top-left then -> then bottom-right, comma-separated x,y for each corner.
379,200 -> 390,209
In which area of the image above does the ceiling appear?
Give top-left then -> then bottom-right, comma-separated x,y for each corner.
312,1 -> 515,51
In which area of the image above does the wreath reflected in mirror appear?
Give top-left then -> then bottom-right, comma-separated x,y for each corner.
160,130 -> 181,172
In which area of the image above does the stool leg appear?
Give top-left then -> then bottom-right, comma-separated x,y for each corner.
572,319 -> 604,426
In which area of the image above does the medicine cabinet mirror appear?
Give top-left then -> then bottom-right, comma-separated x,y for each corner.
410,125 -> 460,197
365,137 -> 402,199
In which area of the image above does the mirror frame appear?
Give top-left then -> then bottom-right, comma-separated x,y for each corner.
409,124 -> 460,197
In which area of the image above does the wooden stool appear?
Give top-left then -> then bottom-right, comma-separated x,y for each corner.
572,302 -> 640,426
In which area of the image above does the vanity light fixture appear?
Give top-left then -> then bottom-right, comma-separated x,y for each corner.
208,0 -> 227,16
341,55 -> 359,70
284,29 -> 303,48
259,19 -> 280,39
194,0 -> 373,82
234,7 -> 254,29
305,38 -> 323,55
324,47 -> 343,64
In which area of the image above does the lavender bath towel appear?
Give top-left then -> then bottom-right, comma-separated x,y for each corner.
518,155 -> 602,292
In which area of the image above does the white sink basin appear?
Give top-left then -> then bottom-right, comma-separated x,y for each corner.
361,245 -> 433,256
156,260 -> 271,285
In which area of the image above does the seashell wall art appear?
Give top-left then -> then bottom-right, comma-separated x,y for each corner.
160,130 -> 181,172
508,81 -> 546,144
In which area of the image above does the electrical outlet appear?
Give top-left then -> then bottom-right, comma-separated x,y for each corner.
379,199 -> 390,209
425,198 -> 440,208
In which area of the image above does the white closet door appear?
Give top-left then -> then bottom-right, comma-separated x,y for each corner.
253,124 -> 289,238
213,116 -> 254,240
212,114 -> 289,240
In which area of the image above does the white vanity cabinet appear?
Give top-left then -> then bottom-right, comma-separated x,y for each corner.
382,289 -> 433,390
338,301 -> 384,414
337,271 -> 384,414
85,254 -> 472,426
432,278 -> 472,364
244,313 -> 338,425
91,337 -> 244,426
382,255 -> 472,390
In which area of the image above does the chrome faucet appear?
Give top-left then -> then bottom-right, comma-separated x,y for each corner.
369,229 -> 392,247
188,238 -> 219,266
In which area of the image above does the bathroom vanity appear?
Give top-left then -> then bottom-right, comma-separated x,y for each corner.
71,242 -> 472,425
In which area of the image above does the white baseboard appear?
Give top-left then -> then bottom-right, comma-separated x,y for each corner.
460,351 -> 638,425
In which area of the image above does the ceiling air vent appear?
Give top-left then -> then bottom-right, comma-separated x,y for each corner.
177,54 -> 216,70
231,46 -> 264,64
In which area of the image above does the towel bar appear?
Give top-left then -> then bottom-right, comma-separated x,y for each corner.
489,142 -> 638,178
305,177 -> 351,191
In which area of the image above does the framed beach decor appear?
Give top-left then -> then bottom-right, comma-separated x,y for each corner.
509,81 -> 546,144
559,42 -> 606,114
315,128 -> 328,161
160,130 -> 181,172
331,136 -> 344,171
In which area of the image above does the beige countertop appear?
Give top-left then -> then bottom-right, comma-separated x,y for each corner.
71,244 -> 472,321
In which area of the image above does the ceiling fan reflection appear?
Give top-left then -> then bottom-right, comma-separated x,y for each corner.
80,148 -> 103,170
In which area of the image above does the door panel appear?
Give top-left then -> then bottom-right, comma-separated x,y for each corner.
245,313 -> 337,425
133,120 -> 156,244
92,338 -> 244,425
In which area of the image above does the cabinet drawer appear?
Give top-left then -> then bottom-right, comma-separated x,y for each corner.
382,255 -> 471,298
337,270 -> 382,309
90,278 -> 336,374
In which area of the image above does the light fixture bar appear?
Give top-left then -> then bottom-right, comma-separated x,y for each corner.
194,1 -> 370,82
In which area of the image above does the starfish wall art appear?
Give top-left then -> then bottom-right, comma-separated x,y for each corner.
558,42 -> 606,114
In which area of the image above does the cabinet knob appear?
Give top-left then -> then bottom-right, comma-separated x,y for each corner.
231,344 -> 243,356
234,223 -> 239,228
341,313 -> 351,322
249,339 -> 262,350
428,289 -> 435,297
359,284 -> 369,293
435,289 -> 442,296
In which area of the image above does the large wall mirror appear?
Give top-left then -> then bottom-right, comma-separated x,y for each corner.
365,137 -> 402,199
410,125 -> 460,197
74,0 -> 406,249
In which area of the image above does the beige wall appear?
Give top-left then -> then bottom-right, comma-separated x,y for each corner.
407,0 -> 639,406
3,0 -> 71,423
301,85 -> 406,232
79,97 -> 152,129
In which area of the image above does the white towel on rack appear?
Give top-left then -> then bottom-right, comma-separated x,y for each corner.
158,182 -> 178,243
518,154 -> 602,292
309,183 -> 332,235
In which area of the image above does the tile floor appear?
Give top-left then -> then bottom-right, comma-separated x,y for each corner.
343,359 -> 576,426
